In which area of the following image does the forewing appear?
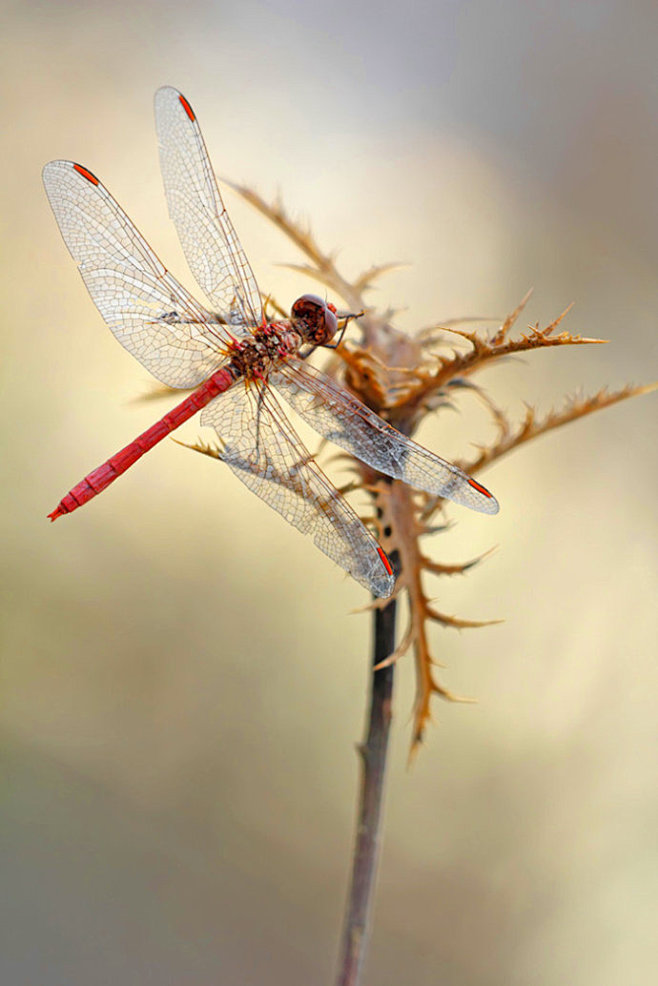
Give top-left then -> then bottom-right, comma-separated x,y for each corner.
154,86 -> 264,328
200,383 -> 394,597
272,360 -> 500,514
43,159 -> 232,388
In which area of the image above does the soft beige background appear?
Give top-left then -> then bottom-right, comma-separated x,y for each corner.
1,2 -> 656,984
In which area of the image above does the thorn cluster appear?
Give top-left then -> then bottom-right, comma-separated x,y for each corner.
195,183 -> 657,752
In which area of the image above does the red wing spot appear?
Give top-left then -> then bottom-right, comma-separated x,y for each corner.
178,94 -> 196,122
73,163 -> 99,185
468,477 -> 493,498
377,546 -> 393,576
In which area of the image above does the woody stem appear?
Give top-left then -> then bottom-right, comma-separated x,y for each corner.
335,552 -> 398,986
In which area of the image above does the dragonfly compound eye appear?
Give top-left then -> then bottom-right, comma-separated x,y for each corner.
291,293 -> 338,346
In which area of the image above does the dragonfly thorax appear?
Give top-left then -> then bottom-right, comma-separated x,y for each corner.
229,323 -> 300,380
290,294 -> 338,347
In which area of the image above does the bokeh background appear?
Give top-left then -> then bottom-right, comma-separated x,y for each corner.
1,1 -> 656,984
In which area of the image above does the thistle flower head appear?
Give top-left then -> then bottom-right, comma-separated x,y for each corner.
194,182 -> 655,752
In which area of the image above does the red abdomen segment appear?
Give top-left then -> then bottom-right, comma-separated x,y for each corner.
48,368 -> 235,520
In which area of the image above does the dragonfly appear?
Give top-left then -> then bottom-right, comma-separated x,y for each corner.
43,86 -> 499,598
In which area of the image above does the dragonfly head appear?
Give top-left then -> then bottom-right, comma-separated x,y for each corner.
290,294 -> 338,347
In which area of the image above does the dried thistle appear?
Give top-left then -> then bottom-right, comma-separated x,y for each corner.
216,183 -> 654,986
224,181 -> 655,755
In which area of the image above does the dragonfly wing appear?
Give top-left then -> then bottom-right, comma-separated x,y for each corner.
272,360 -> 499,514
43,159 -> 234,388
200,382 -> 394,597
154,86 -> 264,329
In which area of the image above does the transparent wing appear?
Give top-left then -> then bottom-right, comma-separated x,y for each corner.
272,360 -> 500,514
154,86 -> 264,328
200,382 -> 394,597
43,159 -> 234,388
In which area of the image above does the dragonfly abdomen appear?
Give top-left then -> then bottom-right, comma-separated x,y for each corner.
48,367 -> 235,520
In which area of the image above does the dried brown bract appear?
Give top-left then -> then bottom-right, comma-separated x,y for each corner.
212,183 -> 656,752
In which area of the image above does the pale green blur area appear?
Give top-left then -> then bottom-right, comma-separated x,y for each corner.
1,1 -> 657,983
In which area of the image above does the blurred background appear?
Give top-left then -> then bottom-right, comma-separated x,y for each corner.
1,1 -> 656,983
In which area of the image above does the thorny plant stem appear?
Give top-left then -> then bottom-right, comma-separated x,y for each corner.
336,552 -> 399,986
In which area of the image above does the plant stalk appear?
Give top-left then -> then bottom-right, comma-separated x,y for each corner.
335,553 -> 398,986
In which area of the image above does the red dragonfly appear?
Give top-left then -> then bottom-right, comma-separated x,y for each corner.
43,86 -> 498,597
